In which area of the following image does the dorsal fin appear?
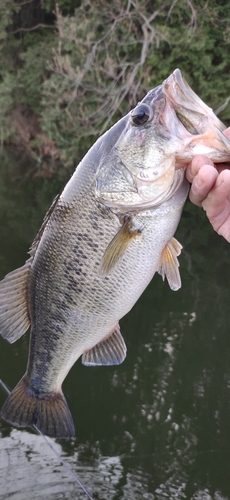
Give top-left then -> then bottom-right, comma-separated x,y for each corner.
82,324 -> 127,366
157,237 -> 182,291
29,193 -> 60,257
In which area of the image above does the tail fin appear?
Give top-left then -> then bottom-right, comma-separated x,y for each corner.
0,376 -> 75,438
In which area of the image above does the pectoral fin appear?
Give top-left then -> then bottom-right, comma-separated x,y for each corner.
157,237 -> 182,291
0,259 -> 31,343
101,217 -> 141,275
82,324 -> 127,366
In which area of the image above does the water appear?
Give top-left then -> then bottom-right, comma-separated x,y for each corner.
0,150 -> 230,499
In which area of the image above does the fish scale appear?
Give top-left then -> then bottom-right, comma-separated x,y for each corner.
1,68 -> 230,438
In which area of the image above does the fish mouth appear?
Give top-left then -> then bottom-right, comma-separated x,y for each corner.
163,68 -> 224,130
163,69 -> 230,164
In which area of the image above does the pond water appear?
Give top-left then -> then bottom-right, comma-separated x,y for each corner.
0,150 -> 230,500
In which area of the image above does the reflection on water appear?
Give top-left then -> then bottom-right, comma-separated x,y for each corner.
0,426 -> 229,500
1,150 -> 230,499
0,428 -> 122,499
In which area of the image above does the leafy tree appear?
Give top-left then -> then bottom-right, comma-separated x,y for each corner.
1,0 -> 230,172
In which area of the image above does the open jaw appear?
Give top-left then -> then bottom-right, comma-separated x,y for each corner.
163,68 -> 230,164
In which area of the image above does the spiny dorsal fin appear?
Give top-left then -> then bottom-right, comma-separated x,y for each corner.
0,258 -> 32,343
29,193 -> 60,257
101,217 -> 141,275
82,324 -> 127,366
157,237 -> 182,291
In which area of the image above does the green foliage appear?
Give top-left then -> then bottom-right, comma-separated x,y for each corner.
1,0 -> 230,170
42,0 -> 81,15
0,0 -> 18,40
0,72 -> 16,143
148,1 -> 230,121
17,33 -> 55,113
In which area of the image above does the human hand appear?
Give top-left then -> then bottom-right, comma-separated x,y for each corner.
186,128 -> 230,242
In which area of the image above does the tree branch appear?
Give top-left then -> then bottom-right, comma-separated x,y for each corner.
12,23 -> 55,34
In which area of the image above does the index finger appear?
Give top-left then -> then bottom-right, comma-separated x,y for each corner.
189,164 -> 218,207
186,155 -> 214,183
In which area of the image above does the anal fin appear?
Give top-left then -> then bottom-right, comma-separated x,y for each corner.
0,259 -> 31,343
82,324 -> 127,366
157,237 -> 182,291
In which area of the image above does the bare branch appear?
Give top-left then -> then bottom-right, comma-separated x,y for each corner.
12,23 -> 55,34
15,0 -> 37,6
167,0 -> 178,22
187,0 -> 197,30
215,96 -> 230,116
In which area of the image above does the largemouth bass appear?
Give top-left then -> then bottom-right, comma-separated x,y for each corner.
1,69 -> 230,438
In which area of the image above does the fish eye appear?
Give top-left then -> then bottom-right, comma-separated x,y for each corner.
131,104 -> 150,126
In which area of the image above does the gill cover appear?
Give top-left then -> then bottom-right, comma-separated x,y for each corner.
95,86 -> 178,210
